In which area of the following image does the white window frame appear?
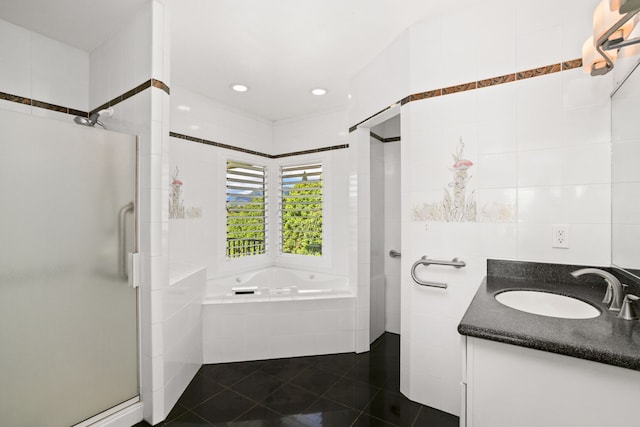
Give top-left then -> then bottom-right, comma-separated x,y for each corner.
225,159 -> 268,259
276,154 -> 330,268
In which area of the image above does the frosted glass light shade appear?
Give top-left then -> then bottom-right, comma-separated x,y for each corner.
610,0 -> 622,11
595,0 -> 635,41
583,36 -> 618,73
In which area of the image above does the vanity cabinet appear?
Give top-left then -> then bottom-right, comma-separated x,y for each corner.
461,337 -> 640,427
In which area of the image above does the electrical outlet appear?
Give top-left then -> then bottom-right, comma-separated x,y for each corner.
552,225 -> 569,249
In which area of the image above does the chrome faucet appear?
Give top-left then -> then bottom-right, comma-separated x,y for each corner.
570,268 -> 624,312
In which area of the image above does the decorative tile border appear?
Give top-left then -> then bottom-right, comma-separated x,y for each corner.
0,91 -> 89,117
516,63 -> 561,80
169,131 -> 349,159
371,132 -> 401,143
271,144 -> 349,158
350,58 -> 583,132
349,101 -> 400,133
442,81 -> 477,95
170,131 -> 272,157
0,78 -> 170,118
90,78 -> 170,115
562,59 -> 583,70
477,74 -> 516,88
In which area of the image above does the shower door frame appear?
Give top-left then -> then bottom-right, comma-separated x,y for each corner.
0,111 -> 143,427
72,135 -> 143,427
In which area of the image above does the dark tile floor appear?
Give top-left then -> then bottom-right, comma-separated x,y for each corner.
135,333 -> 458,427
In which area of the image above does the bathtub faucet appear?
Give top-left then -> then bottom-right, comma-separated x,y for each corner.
570,268 -> 624,312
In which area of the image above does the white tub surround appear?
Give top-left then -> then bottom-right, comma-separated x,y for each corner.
205,267 -> 352,302
164,261 -> 205,419
202,267 -> 355,363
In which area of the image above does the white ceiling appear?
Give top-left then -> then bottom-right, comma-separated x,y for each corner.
0,0 -> 149,52
0,0 -> 454,122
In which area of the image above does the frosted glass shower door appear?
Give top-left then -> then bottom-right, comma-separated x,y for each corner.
0,110 -> 138,426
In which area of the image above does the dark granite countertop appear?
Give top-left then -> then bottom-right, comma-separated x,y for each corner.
458,260 -> 640,371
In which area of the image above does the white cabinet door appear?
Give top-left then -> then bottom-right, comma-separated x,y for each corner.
464,337 -> 640,427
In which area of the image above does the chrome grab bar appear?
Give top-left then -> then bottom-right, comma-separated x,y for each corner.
389,249 -> 401,258
411,255 -> 466,289
118,201 -> 135,280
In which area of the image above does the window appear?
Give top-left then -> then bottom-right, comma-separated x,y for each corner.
279,163 -> 322,256
226,161 -> 267,258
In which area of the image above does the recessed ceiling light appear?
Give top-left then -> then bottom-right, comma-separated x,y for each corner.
177,105 -> 191,112
231,84 -> 249,92
189,124 -> 200,130
311,88 -> 327,96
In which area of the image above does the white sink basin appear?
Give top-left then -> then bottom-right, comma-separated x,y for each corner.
495,290 -> 600,319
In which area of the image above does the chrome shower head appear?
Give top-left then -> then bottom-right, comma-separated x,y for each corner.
73,107 -> 114,129
73,116 -> 92,126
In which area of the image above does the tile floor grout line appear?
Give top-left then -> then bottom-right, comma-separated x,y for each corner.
182,383 -> 229,413
411,405 -> 424,427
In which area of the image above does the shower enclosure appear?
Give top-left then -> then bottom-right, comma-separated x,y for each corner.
0,110 -> 139,426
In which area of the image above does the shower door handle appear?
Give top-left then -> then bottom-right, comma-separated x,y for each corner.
118,201 -> 135,281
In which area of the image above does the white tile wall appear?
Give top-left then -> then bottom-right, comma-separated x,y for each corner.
89,2 -> 170,424
349,30 -> 410,128
475,0 -> 517,81
0,19 -> 32,98
349,0 -> 613,416
516,74 -> 563,152
89,5 -> 152,110
31,33 -> 89,110
0,18 -> 89,116
273,108 -> 349,153
477,152 -> 517,189
171,85 -> 273,154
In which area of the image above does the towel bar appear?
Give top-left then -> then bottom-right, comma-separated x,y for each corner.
411,255 -> 466,289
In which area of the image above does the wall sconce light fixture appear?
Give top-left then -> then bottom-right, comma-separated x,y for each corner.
582,0 -> 640,75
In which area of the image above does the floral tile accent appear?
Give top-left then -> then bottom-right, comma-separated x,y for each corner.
169,166 -> 204,220
412,138 -> 477,222
186,207 -> 203,218
169,166 -> 185,219
477,188 -> 517,223
479,201 -> 516,222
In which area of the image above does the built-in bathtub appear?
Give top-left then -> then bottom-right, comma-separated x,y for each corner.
202,267 -> 356,363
